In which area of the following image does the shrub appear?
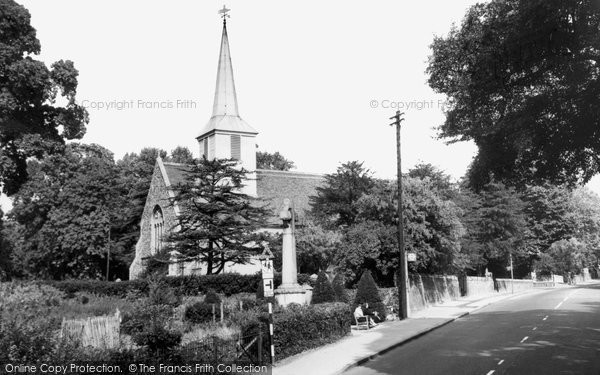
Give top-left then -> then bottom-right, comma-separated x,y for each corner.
273,302 -> 351,359
133,325 -> 182,354
204,289 -> 221,304
48,273 -> 316,298
49,279 -> 149,298
148,280 -> 179,306
354,270 -> 386,320
121,304 -> 173,336
184,302 -> 216,324
332,274 -> 349,303
312,272 -> 335,304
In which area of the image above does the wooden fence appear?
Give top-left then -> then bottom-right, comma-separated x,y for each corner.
60,309 -> 121,349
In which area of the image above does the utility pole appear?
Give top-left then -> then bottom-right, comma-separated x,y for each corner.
106,224 -> 111,282
390,110 -> 409,319
509,252 -> 514,294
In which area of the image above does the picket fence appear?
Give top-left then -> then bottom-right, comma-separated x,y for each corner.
60,309 -> 121,349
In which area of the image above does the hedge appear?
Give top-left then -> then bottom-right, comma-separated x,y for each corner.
48,273 -> 315,298
273,302 -> 351,359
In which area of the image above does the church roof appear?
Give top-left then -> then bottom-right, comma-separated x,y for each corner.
161,162 -> 191,186
198,19 -> 257,138
160,162 -> 324,227
255,169 -> 324,225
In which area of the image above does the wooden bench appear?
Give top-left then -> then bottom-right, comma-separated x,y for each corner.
354,312 -> 371,330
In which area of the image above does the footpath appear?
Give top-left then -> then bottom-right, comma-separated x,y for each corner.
272,287 -> 558,375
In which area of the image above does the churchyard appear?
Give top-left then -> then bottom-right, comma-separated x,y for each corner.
0,271 -> 375,366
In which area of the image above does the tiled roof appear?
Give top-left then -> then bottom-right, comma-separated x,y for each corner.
256,169 -> 324,225
162,162 -> 192,186
160,162 -> 324,227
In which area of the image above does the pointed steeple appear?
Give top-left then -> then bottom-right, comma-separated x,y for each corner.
212,19 -> 238,117
198,8 -> 257,138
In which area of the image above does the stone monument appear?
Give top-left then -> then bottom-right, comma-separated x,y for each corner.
274,198 -> 307,306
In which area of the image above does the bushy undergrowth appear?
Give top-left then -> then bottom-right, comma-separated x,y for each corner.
273,302 -> 351,359
312,272 -> 335,304
48,273 -> 316,298
184,302 -> 215,324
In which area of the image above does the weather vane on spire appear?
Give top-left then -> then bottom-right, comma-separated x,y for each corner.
218,5 -> 230,24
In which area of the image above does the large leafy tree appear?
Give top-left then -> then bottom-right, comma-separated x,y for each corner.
165,157 -> 270,274
459,182 -> 531,277
0,209 -> 14,280
520,184 -> 578,256
536,238 -> 590,278
295,221 -> 342,274
169,146 -> 194,164
408,163 -> 456,199
0,0 -> 88,195
336,178 -> 464,285
428,0 -> 600,189
256,151 -> 295,171
310,161 -> 374,228
9,143 -> 127,279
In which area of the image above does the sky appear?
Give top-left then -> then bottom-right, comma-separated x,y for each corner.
3,0 -> 600,210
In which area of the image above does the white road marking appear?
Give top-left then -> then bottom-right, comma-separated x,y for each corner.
486,371 -> 495,375
543,315 -> 548,321
498,360 -> 504,365
554,301 -> 563,309
532,327 -> 537,331
520,336 -> 529,343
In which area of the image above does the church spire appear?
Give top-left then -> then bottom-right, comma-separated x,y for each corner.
198,6 -> 257,139
197,6 -> 258,197
212,5 -> 237,117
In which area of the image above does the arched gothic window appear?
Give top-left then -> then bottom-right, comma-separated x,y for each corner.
151,206 -> 164,254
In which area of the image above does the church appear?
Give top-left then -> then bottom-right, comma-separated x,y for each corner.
129,9 -> 323,280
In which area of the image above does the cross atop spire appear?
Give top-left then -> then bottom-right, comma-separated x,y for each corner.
218,5 -> 230,24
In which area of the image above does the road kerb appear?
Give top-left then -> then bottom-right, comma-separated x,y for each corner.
336,289 -> 544,375
336,317 -> 458,375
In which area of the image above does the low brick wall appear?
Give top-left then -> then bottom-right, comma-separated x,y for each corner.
408,274 -> 460,313
495,278 -> 534,293
350,275 -> 460,314
464,276 -> 495,297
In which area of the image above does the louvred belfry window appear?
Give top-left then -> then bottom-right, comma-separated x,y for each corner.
231,134 -> 241,160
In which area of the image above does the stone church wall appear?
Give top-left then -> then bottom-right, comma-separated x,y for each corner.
129,161 -> 178,279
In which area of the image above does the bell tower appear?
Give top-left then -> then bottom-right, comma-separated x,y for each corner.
197,6 -> 258,196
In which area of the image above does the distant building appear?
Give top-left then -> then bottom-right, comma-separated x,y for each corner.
129,13 -> 323,279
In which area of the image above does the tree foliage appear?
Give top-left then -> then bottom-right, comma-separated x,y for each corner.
354,270 -> 385,318
165,157 -> 270,274
457,182 -> 530,277
536,238 -> 589,278
295,221 -> 341,274
331,273 -> 349,303
310,161 -> 374,228
312,271 -> 336,304
0,0 -> 88,195
336,177 -> 464,285
169,146 -> 194,164
256,151 -> 295,171
428,0 -> 600,189
9,143 -> 128,279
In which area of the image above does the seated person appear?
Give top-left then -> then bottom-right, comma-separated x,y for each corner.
362,303 -> 382,324
354,303 -> 378,327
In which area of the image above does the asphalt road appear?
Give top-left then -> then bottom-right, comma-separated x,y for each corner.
345,283 -> 600,375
